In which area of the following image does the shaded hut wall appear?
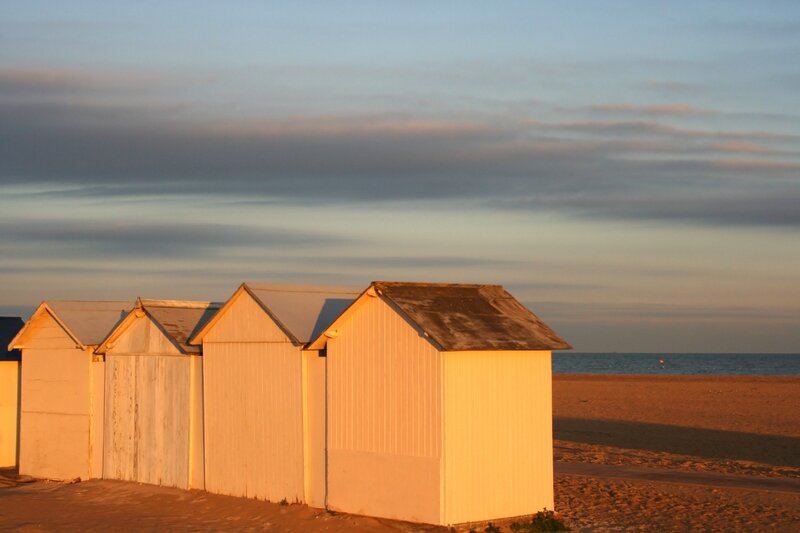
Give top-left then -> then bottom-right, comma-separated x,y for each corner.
202,291 -> 304,502
103,316 -> 203,490
0,361 -> 20,467
18,312 -> 95,480
302,350 -> 326,508
441,350 -> 554,525
326,296 -> 442,525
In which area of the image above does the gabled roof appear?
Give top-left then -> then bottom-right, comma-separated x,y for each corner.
190,282 -> 361,346
96,298 -> 221,355
8,301 -> 132,350
309,281 -> 572,352
1,317 -> 24,360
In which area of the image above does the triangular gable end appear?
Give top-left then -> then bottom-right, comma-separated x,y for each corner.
307,285 -> 444,351
8,303 -> 84,350
192,286 -> 297,345
97,309 -> 183,356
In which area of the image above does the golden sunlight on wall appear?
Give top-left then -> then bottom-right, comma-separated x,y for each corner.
18,312 -> 97,480
442,350 -> 554,524
0,361 -> 19,468
326,296 -> 442,524
202,291 -> 304,502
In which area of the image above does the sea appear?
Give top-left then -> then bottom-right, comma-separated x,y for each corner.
552,353 -> 800,376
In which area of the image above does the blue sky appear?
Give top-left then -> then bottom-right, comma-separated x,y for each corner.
1,1 -> 799,351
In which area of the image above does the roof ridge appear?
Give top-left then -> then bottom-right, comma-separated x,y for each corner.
373,281 -> 504,289
244,282 -> 360,294
138,298 -> 220,309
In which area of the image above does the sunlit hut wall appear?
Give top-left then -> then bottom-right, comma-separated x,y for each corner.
308,282 -> 571,526
0,317 -> 24,468
189,283 -> 360,505
95,298 -> 219,490
7,301 -> 131,480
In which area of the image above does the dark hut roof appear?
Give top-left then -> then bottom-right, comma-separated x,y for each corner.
372,282 -> 571,351
1,317 -> 24,361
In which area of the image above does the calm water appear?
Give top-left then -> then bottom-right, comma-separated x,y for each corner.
553,353 -> 800,375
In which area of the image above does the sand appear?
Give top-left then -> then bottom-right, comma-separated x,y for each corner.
552,374 -> 800,532
1,374 -> 798,531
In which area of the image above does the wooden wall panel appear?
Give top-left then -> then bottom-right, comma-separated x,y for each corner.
442,350 -> 554,525
103,354 -> 136,482
203,341 -> 304,502
104,352 -> 193,489
19,347 -> 91,480
89,359 -> 105,478
302,351 -> 326,508
326,296 -> 442,524
0,361 -> 20,468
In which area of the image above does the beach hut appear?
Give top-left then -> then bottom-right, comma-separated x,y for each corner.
7,301 -> 130,480
1,317 -> 24,468
189,283 -> 359,505
95,298 -> 218,490
307,281 -> 571,526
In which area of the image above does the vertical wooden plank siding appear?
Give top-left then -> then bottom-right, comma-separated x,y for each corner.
189,355 -> 205,489
19,312 -> 92,480
89,357 -> 105,478
103,353 -> 135,481
0,361 -> 19,468
202,291 -> 305,502
103,316 -> 195,489
302,350 -> 327,508
202,342 -> 304,502
326,296 -> 442,524
442,350 -> 554,525
104,353 -> 192,488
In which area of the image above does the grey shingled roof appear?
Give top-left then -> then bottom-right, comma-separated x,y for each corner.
372,281 -> 571,351
244,283 -> 361,344
1,317 -> 24,360
46,301 -> 132,346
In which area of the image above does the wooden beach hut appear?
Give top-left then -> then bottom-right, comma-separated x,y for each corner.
1,317 -> 24,468
95,298 -> 218,490
189,283 -> 359,505
308,281 -> 571,526
7,301 -> 130,480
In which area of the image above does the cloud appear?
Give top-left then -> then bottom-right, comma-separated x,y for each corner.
587,103 -> 715,116
526,190 -> 800,228
0,217 -> 357,258
1,69 -> 799,229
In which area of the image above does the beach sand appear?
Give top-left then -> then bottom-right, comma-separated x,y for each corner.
552,374 -> 800,532
1,375 -> 798,531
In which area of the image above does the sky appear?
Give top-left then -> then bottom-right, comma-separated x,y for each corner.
1,1 -> 799,352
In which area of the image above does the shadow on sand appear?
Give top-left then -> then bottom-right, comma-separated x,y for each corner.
554,417 -> 800,468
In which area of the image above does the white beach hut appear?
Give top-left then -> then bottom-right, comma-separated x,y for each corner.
1,317 -> 24,468
308,281 -> 571,526
95,298 -> 219,490
189,283 -> 359,505
7,301 -> 130,480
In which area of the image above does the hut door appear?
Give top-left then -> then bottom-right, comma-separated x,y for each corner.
104,354 -> 191,488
